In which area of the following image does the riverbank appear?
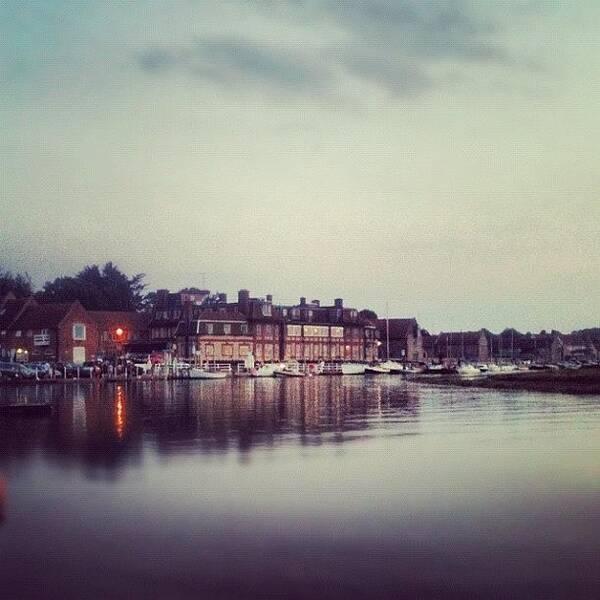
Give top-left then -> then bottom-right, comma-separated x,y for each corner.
416,367 -> 600,395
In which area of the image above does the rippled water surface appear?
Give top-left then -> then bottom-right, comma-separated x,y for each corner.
1,378 -> 599,599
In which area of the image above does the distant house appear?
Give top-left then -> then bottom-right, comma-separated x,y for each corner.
376,318 -> 424,362
2,300 -> 99,364
554,333 -> 598,362
0,293 -> 35,358
430,330 -> 489,363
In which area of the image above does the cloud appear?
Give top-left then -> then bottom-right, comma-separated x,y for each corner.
138,1 -> 527,100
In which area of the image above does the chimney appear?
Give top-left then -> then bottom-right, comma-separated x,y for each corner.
218,292 -> 227,303
156,289 -> 169,308
266,294 -> 273,303
334,298 -> 343,308
311,299 -> 320,307
300,297 -> 306,306
238,289 -> 250,313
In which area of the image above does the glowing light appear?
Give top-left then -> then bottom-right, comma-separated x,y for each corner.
115,327 -> 124,337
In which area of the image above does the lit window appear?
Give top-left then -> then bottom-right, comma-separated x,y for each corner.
73,324 -> 86,341
0,330 -> 5,336
15,330 -> 21,337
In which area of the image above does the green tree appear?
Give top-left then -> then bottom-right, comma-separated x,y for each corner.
38,262 -> 146,311
0,268 -> 33,298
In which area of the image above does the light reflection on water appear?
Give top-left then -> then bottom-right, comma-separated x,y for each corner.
0,378 -> 599,599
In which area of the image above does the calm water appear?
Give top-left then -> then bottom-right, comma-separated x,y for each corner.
0,378 -> 599,599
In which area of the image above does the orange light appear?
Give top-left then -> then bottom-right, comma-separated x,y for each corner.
115,327 -> 124,337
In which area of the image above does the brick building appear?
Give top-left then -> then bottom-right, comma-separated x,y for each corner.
1,300 -> 99,364
148,288 -> 378,364
89,311 -> 149,358
376,318 -> 424,362
429,330 -> 490,363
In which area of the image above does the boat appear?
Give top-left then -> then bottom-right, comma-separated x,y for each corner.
365,364 -> 391,374
341,363 -> 366,375
0,403 -> 53,417
188,368 -> 228,379
457,364 -> 481,377
251,364 -> 278,377
274,361 -> 305,377
379,360 -> 405,374
424,364 -> 456,375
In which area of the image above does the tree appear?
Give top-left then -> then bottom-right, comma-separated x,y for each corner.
359,309 -> 378,322
37,262 -> 146,311
0,268 -> 33,298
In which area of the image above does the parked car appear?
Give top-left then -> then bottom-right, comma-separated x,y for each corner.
0,361 -> 37,380
28,362 -> 62,378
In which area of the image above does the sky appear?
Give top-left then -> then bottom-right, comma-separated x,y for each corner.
1,0 -> 599,333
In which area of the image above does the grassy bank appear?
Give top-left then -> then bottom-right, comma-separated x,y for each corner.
416,367 -> 600,395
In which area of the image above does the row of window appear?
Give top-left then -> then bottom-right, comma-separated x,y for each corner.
0,325 -> 85,340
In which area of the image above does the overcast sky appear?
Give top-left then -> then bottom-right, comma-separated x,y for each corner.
1,1 -> 598,332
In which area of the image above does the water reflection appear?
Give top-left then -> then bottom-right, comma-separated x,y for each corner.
0,379 -> 421,474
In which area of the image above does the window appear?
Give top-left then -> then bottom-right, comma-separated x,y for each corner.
206,323 -> 214,335
73,324 -> 86,341
256,324 -> 262,336
15,330 -> 21,337
265,324 -> 272,336
1,330 -> 5,336
241,324 -> 248,335
261,304 -> 272,316
282,308 -> 288,317
223,324 -> 231,335
41,329 -> 49,336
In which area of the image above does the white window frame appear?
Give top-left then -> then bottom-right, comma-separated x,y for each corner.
73,323 -> 87,341
223,323 -> 231,335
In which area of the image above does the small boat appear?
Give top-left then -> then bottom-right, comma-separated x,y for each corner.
424,364 -> 456,375
379,360 -> 405,374
251,364 -> 278,377
365,364 -> 391,374
274,368 -> 305,378
0,403 -> 53,417
188,368 -> 228,379
341,363 -> 365,375
457,364 -> 481,377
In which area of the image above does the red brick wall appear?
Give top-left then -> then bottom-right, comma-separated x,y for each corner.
57,304 -> 100,363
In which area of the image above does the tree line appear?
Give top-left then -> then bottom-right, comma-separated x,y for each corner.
1,263 -> 148,311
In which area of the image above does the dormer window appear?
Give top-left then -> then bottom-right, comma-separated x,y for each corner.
261,304 -> 272,316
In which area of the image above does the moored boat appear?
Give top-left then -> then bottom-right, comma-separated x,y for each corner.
189,368 -> 228,379
0,403 -> 53,417
341,363 -> 366,375
251,364 -> 278,377
379,360 -> 405,374
365,364 -> 391,374
457,364 -> 481,377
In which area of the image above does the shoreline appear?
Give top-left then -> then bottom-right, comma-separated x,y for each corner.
414,368 -> 600,395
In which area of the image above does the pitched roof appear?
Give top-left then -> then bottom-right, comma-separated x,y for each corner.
435,331 -> 485,346
89,310 -> 149,332
10,303 -> 75,330
377,318 -> 418,338
0,297 -> 34,329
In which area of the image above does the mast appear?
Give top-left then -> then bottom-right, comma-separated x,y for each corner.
385,302 -> 390,361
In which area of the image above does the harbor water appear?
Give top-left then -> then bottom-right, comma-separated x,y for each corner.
1,378 -> 599,599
